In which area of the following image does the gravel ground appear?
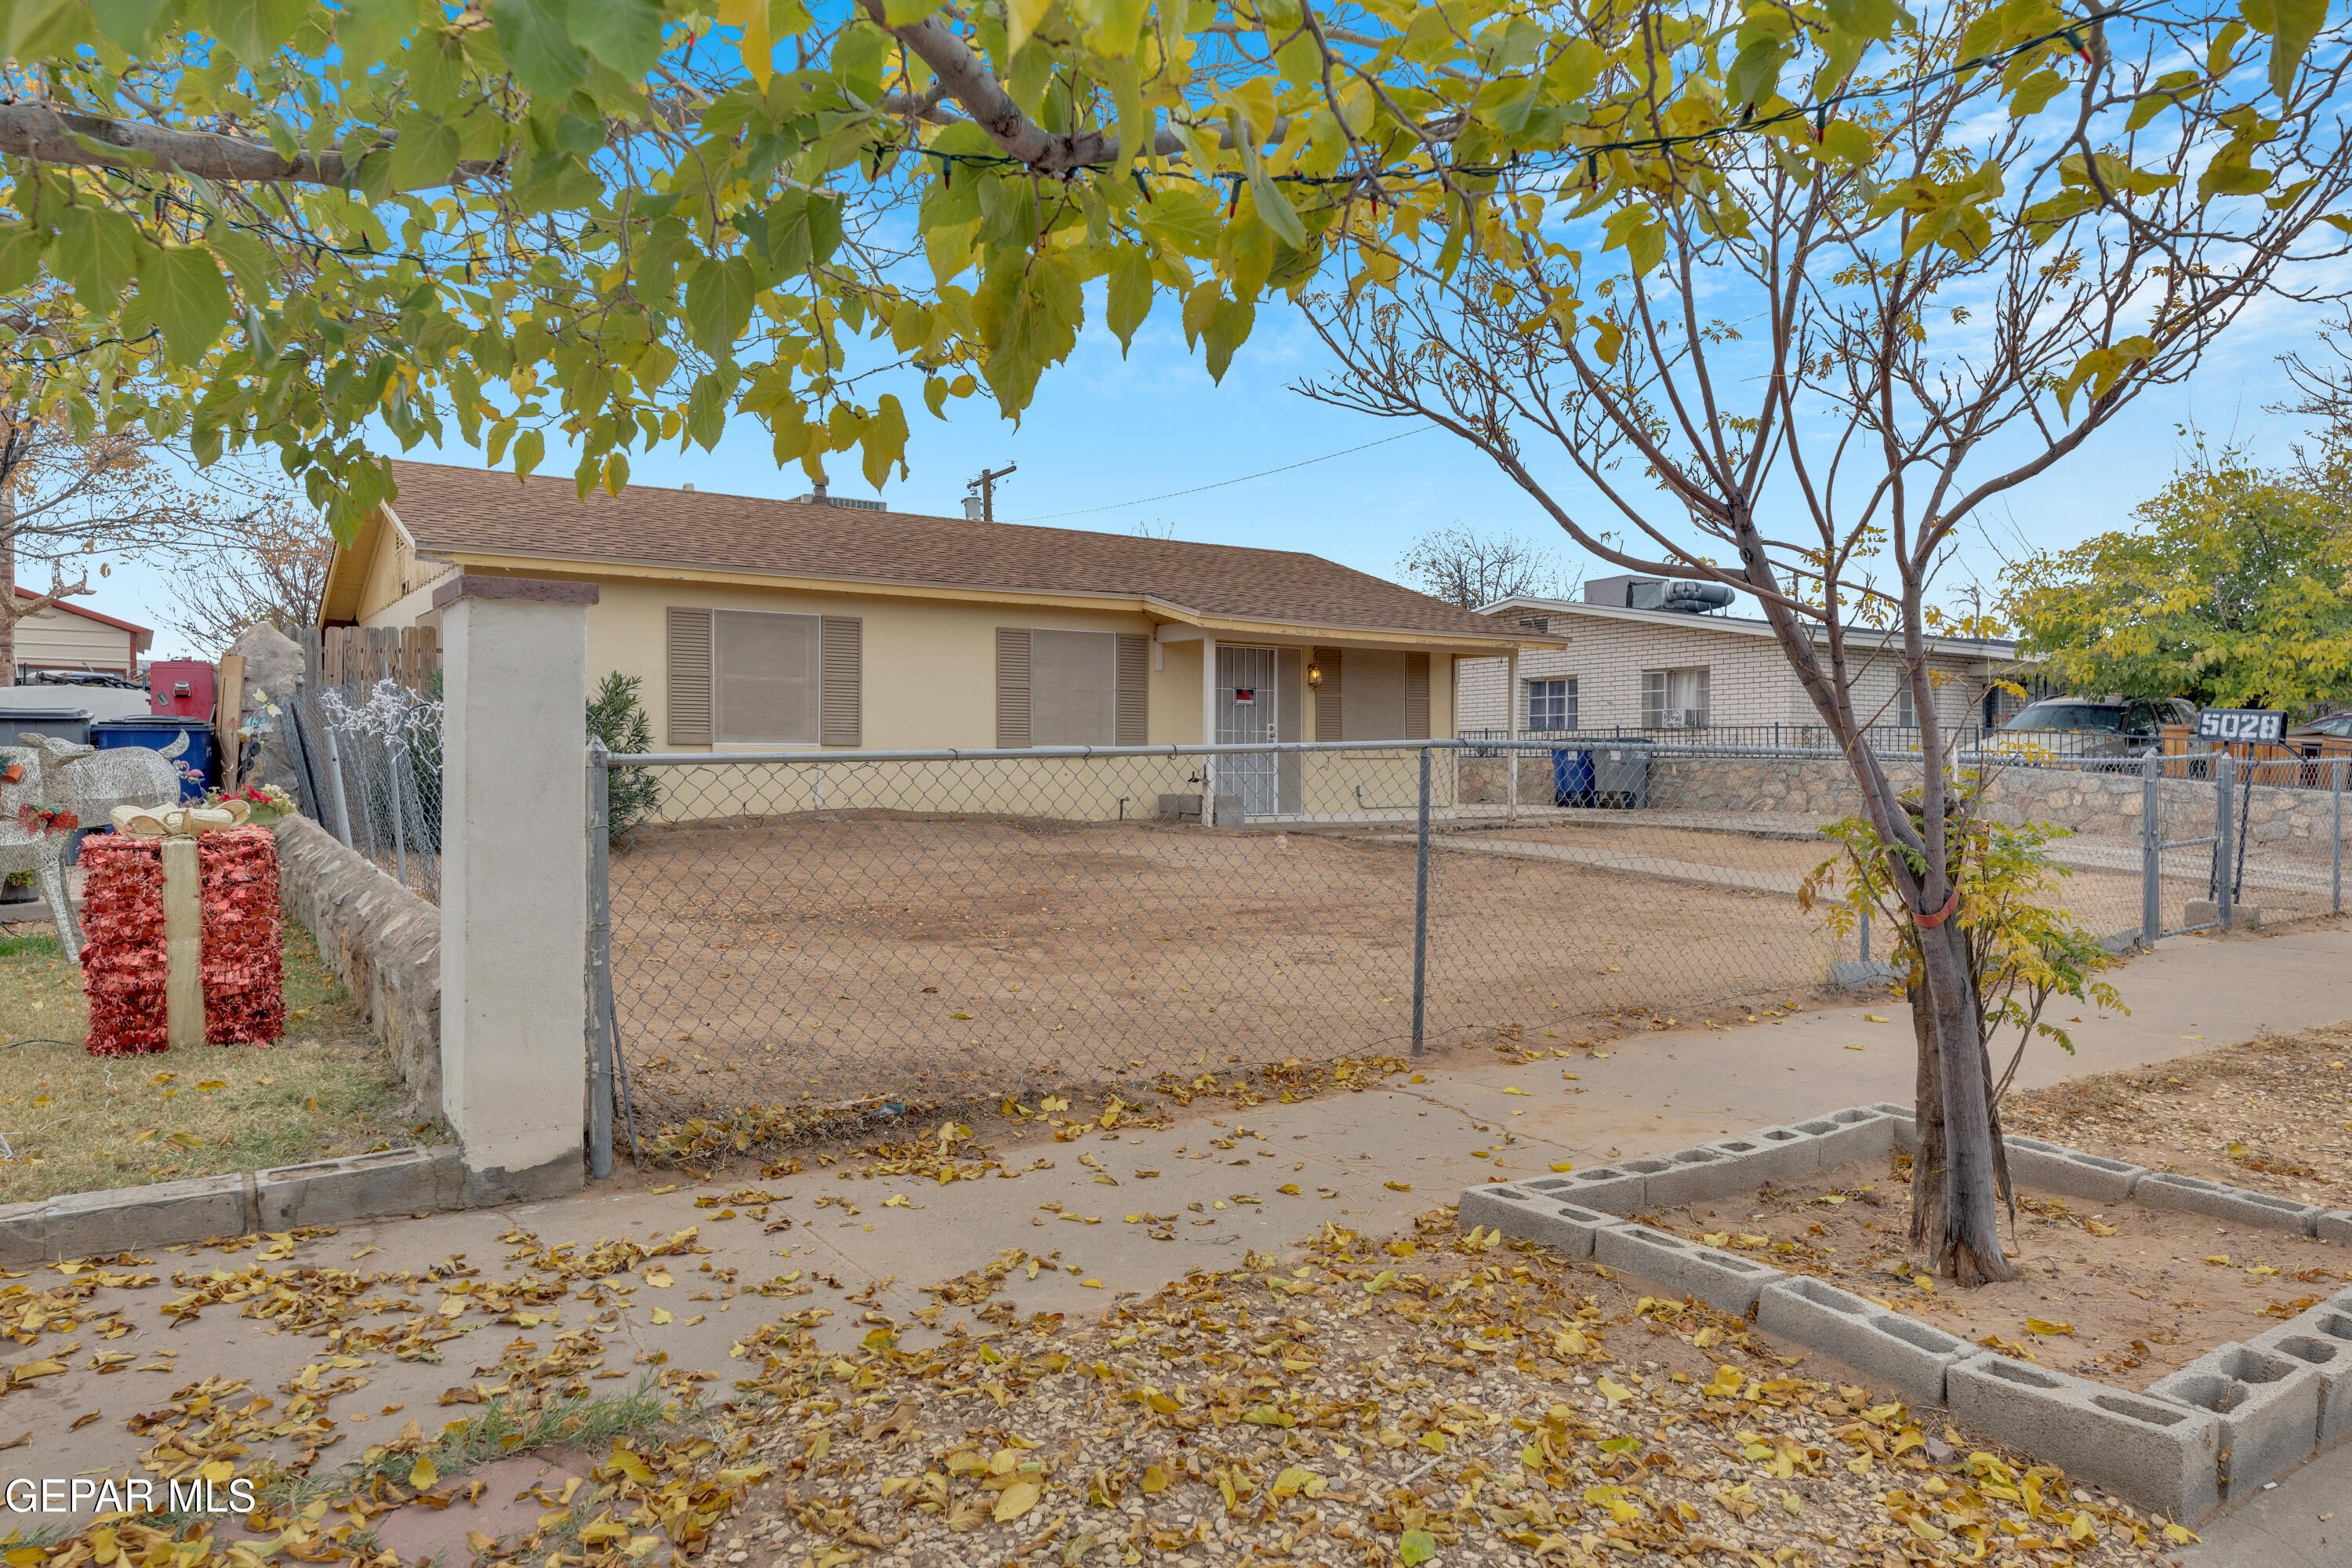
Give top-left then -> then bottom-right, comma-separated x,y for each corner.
12,1203 -> 2200,1568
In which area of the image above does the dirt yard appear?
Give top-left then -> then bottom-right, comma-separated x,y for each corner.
606,813 -> 1856,1123
1641,1151 -> 2349,1385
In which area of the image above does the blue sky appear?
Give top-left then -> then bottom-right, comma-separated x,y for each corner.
98,264 -> 2330,657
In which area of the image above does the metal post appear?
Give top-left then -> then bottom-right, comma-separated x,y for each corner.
282,677 -> 325,827
387,732 -> 411,891
1859,906 -> 1871,965
2216,753 -> 2235,932
1410,742 -> 1432,1056
2140,756 -> 2161,948
586,743 -> 615,1181
318,706 -> 357,848
2333,757 -> 2343,916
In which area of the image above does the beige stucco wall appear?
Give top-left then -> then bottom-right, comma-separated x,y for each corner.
365,568 -> 1470,822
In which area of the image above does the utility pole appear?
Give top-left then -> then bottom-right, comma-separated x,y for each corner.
966,463 -> 1016,523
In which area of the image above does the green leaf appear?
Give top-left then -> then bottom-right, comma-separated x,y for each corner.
2008,68 -> 2069,118
514,428 -> 547,478
89,0 -> 175,49
492,0 -> 587,96
765,191 -> 844,274
1105,245 -> 1152,354
1399,1529 -> 1438,1566
1202,294 -> 1254,383
135,245 -> 233,365
0,227 -> 47,294
565,0 -> 662,72
53,205 -> 151,312
684,254 -> 758,354
2240,0 -> 2325,99
193,0 -> 308,65
387,114 -> 462,191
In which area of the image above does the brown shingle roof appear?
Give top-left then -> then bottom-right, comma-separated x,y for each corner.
383,459 -> 1525,642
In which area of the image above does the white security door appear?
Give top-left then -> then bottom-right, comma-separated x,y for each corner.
1216,644 -> 1279,816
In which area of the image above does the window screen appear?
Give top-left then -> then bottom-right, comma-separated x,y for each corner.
1528,677 -> 1574,732
714,609 -> 821,742
1029,629 -> 1117,746
1642,667 -> 1709,728
1341,650 -> 1405,741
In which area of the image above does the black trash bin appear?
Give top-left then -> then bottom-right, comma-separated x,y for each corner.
2,706 -> 94,747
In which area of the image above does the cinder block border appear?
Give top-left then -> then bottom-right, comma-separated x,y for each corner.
0,1145 -> 466,1265
1458,1105 -> 2352,1523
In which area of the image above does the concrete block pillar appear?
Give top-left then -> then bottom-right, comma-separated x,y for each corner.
434,574 -> 597,1203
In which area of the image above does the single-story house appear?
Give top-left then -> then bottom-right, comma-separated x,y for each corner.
1460,576 -> 2027,739
318,460 -> 1562,818
9,588 -> 153,681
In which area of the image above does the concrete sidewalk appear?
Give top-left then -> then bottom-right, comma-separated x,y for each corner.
6,924 -> 2347,1534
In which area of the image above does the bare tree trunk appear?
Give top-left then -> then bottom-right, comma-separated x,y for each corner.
1911,920 -> 2017,1283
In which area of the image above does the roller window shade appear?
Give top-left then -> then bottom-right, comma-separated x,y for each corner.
1404,652 -> 1430,740
996,627 -> 1032,749
1342,650 -> 1406,742
713,608 -> 821,743
666,608 -> 713,746
1115,633 -> 1149,745
820,616 -> 862,747
1312,646 -> 1343,742
1031,629 -> 1116,746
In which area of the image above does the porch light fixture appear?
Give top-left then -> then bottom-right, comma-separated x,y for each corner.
1305,660 -> 1323,688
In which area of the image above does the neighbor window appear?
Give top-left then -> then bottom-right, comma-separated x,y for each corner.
1526,677 -> 1574,732
1895,681 -> 1916,729
1642,667 -> 1709,728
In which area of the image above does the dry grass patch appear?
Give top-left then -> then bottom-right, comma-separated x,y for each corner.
0,924 -> 434,1205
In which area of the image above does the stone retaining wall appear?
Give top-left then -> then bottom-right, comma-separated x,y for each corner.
1467,749 -> 2350,849
274,815 -> 441,1113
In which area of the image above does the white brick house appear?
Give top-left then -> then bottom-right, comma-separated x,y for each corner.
1457,583 -> 2023,739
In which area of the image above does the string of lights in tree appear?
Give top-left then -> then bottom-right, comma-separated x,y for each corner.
878,0 -> 2158,206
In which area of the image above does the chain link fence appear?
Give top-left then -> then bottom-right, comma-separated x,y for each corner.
281,676 -> 444,903
579,735 -> 2352,1142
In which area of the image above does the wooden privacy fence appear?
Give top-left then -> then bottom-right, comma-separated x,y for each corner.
299,626 -> 441,691
2158,724 -> 2352,788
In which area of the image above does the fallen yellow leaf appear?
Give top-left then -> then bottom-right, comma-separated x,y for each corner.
1549,1161 -> 1575,1172
1863,1014 -> 1890,1023
2024,1317 -> 2074,1336
1502,1087 -> 1529,1095
1384,1181 -> 1410,1192
649,1308 -> 673,1325
993,1481 -> 1041,1521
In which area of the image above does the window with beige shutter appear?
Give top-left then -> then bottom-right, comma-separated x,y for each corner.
666,607 -> 863,746
714,609 -> 821,742
1341,649 -> 1406,741
996,628 -> 1146,747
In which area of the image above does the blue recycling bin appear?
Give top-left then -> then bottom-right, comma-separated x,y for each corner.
1552,747 -> 1595,807
89,715 -> 213,804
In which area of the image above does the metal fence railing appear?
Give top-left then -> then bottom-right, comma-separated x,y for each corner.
582,739 -> 2346,1159
281,675 -> 443,903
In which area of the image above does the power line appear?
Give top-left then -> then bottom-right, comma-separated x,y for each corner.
1002,427 -> 1428,524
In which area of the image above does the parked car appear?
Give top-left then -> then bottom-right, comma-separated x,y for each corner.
1994,697 -> 2195,756
2286,712 -> 2352,742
